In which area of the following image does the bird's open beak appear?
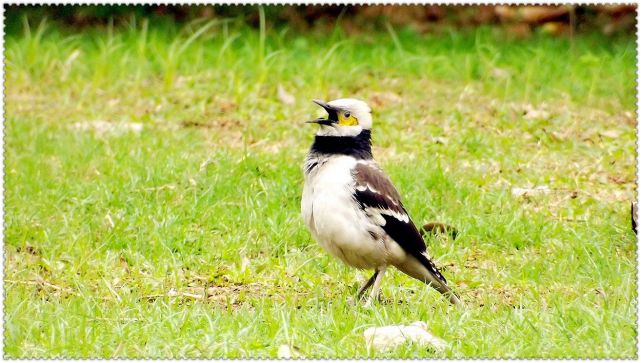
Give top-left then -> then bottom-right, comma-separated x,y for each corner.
307,99 -> 338,125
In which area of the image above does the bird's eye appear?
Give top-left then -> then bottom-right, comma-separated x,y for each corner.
344,112 -> 351,118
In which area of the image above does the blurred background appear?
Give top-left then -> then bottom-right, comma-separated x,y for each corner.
5,4 -> 637,36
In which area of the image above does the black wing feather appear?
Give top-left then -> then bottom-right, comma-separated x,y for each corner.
380,215 -> 447,284
352,162 -> 447,284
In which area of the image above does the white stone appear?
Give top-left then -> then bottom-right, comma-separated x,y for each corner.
363,321 -> 448,351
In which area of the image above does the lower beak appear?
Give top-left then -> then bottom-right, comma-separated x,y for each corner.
306,118 -> 336,125
307,99 -> 338,125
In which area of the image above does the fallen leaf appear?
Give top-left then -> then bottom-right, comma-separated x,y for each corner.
277,85 -> 296,105
370,91 -> 402,108
490,67 -> 510,79
599,130 -> 621,138
494,6 -> 516,21
511,185 -> 551,197
432,136 -> 448,145
167,287 -> 205,299
522,104 -> 550,120
72,121 -> 143,135
519,6 -> 570,23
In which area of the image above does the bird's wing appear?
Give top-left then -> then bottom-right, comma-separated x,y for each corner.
351,161 -> 448,285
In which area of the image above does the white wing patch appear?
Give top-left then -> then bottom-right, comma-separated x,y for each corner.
356,183 -> 382,195
364,207 -> 410,224
352,161 -> 411,227
386,194 -> 400,206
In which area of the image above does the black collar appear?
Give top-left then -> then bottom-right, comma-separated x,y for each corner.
309,130 -> 373,160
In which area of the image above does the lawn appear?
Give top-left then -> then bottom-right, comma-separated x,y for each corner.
3,13 -> 637,358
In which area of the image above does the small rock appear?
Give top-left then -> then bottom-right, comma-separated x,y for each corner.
363,321 -> 448,351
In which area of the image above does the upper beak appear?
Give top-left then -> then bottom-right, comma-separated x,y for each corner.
312,99 -> 333,111
307,99 -> 338,125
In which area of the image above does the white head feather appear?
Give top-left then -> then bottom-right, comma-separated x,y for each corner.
327,98 -> 372,129
315,98 -> 373,137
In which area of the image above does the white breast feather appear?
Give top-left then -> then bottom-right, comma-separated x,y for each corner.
301,156 -> 391,269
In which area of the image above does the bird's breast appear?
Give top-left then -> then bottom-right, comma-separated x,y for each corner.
301,155 -> 356,228
301,155 -> 388,268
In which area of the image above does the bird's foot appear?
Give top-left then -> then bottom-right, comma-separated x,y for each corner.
361,293 -> 384,307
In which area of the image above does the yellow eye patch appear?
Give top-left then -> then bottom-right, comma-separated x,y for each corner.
338,113 -> 358,126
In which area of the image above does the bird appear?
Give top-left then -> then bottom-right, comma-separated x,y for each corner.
301,98 -> 463,307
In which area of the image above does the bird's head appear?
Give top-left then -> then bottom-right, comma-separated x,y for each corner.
307,98 -> 372,136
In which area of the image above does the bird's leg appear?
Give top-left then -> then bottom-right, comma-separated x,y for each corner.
363,266 -> 387,307
357,270 -> 379,300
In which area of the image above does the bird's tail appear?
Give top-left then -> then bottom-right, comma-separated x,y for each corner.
431,278 -> 464,307
395,255 -> 465,308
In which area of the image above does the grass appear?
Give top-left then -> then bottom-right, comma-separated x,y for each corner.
3,14 -> 637,358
